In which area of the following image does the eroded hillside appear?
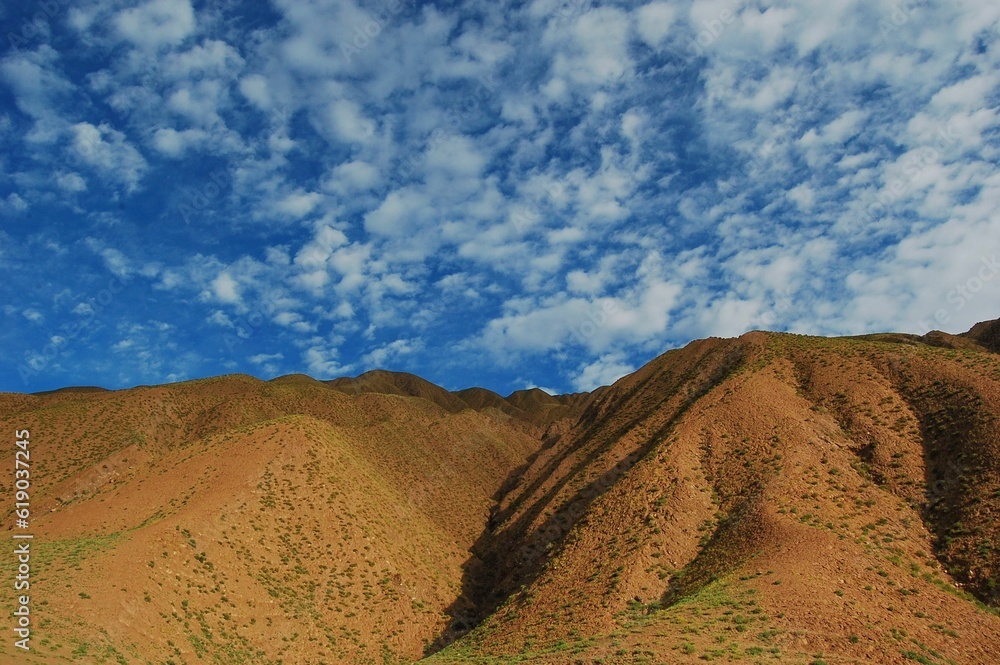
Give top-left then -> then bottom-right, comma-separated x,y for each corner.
429,328 -> 1000,664
2,322 -> 999,665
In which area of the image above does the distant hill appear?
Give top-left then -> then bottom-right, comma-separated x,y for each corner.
3,319 -> 1000,664
327,369 -> 472,413
963,317 -> 1000,353
329,370 -> 593,431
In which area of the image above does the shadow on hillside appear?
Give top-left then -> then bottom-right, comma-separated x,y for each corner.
425,342 -> 750,655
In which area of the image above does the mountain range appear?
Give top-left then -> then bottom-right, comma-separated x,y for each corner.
2,319 -> 999,664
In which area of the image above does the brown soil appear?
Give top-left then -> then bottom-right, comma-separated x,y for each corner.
2,319 -> 999,664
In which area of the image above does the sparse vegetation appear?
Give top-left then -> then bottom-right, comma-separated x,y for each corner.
2,326 -> 1000,662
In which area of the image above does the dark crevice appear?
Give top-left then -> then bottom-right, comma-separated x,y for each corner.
426,340 -> 752,654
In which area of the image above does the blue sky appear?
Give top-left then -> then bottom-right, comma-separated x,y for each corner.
1,0 -> 999,395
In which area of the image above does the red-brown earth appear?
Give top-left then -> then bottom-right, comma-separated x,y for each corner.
2,321 -> 999,664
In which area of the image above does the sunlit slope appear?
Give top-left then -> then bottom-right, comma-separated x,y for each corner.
3,321 -> 999,664
429,331 -> 1000,664
0,376 -> 539,664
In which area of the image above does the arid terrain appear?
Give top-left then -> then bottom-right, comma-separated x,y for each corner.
2,320 -> 1000,664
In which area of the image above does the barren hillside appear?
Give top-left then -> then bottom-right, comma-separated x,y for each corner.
0,375 -> 539,664
2,321 -> 999,664
429,324 -> 1000,664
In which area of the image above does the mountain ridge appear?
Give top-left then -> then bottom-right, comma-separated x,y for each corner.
1,318 -> 999,664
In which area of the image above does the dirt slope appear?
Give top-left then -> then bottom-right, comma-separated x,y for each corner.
428,331 -> 1000,664
2,323 -> 999,664
0,375 -> 539,664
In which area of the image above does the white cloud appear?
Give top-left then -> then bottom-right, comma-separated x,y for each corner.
635,2 -> 677,48
362,339 -> 417,368
249,352 -> 283,365
787,183 -> 815,211
304,344 -> 354,378
248,352 -> 284,376
4,193 -> 28,212
322,99 -> 376,144
70,122 -> 148,191
0,46 -> 74,143
152,127 -> 208,157
294,225 -> 349,269
239,74 -> 273,111
55,172 -> 87,192
22,309 -> 44,323
166,80 -> 225,127
85,238 -> 135,278
425,134 -> 488,177
571,352 -> 635,392
207,310 -> 233,327
822,109 -> 867,145
741,6 -> 797,51
114,0 -> 196,51
364,188 -> 430,238
546,6 -> 633,88
482,267 -> 682,356
163,40 -> 244,81
274,189 -> 324,218
211,272 -> 240,304
323,160 -> 382,194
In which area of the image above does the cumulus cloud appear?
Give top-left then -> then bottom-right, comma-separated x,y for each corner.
321,99 -> 376,144
2,0 -> 999,394
85,238 -> 135,279
304,344 -> 354,378
55,171 -> 88,192
114,0 -> 196,51
152,127 -> 208,157
544,5 -> 633,90
635,2 -> 678,48
571,352 -> 635,392
274,189 -> 323,218
0,46 -> 75,143
70,122 -> 148,191
211,272 -> 240,304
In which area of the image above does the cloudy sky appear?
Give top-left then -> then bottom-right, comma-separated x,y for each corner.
1,0 -> 998,395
